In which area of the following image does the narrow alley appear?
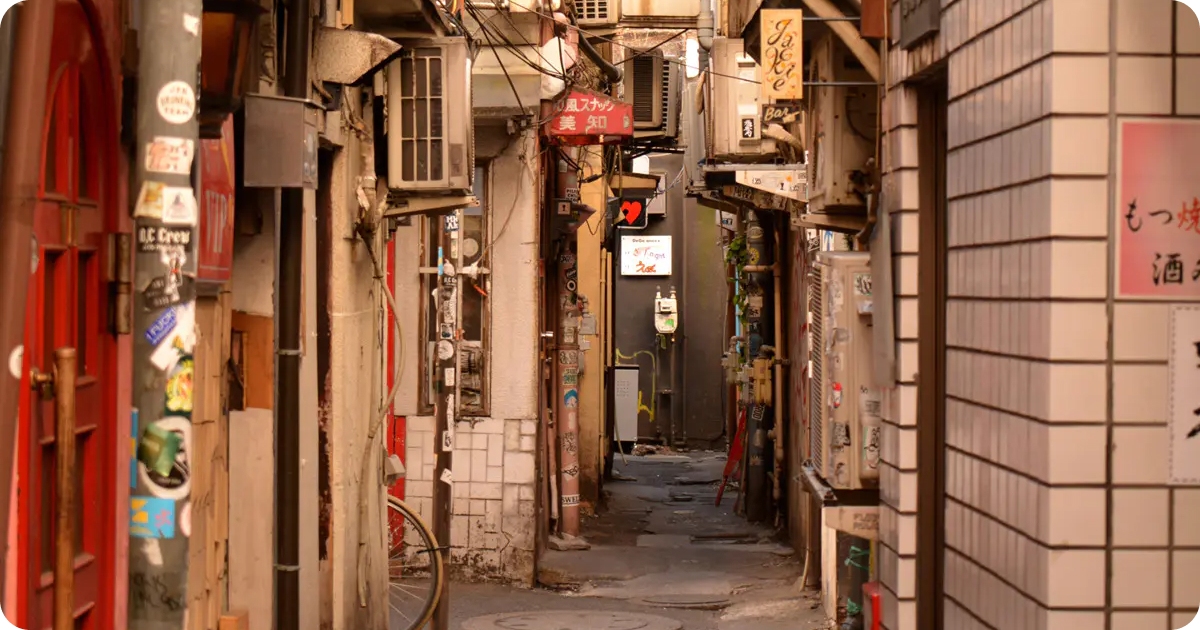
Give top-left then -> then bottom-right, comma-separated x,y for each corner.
447,452 -> 828,630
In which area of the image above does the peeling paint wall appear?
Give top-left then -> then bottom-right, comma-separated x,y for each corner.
395,126 -> 542,584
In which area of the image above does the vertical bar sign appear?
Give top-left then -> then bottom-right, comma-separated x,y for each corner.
760,9 -> 804,102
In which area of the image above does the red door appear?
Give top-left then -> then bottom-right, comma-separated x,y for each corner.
16,1 -> 112,627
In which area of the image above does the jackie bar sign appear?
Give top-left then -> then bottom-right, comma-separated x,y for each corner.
760,9 -> 804,102
547,90 -> 634,145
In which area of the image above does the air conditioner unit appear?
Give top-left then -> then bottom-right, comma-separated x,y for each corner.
576,0 -> 619,26
805,32 -> 878,213
622,50 -> 664,129
680,78 -> 706,189
387,38 -> 474,195
809,252 -> 879,491
620,0 -> 698,19
710,38 -> 774,159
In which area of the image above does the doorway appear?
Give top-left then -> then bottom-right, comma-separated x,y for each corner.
15,1 -> 118,627
914,73 -> 949,630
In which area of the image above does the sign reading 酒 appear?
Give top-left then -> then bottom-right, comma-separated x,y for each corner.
760,9 -> 803,102
1115,120 -> 1200,300
547,89 -> 634,143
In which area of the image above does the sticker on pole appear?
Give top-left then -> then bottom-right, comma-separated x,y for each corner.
137,225 -> 192,254
156,81 -> 196,125
134,181 -> 167,220
161,187 -> 198,226
145,137 -> 195,175
144,307 -> 178,346
136,416 -> 191,500
130,496 -> 177,538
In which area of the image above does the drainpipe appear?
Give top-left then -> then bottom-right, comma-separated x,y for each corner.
276,0 -> 311,626
0,0 -> 52,599
696,0 -> 713,68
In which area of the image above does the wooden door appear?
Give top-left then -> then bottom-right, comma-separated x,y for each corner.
16,1 -> 111,627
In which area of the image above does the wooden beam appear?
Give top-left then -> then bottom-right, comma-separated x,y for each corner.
800,0 -> 882,83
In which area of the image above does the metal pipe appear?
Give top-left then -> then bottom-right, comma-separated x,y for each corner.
127,0 -> 202,625
276,0 -> 311,626
0,0 -> 53,600
577,34 -> 622,83
53,348 -> 77,630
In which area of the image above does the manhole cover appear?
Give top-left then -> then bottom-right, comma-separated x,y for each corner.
641,594 -> 731,610
462,610 -> 683,630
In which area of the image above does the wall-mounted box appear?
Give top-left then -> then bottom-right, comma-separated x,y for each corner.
242,93 -> 321,189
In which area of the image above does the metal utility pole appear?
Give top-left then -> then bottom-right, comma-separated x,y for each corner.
431,238 -> 457,630
0,0 -> 54,599
127,0 -> 202,627
556,242 -> 581,536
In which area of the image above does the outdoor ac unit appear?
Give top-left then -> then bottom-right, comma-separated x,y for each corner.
576,0 -> 619,26
387,38 -> 474,195
680,78 -> 706,189
809,252 -> 879,491
710,38 -> 774,158
805,32 -> 878,213
620,0 -> 698,19
622,50 -> 664,129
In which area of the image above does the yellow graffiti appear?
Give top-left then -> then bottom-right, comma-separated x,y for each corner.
615,348 -> 656,424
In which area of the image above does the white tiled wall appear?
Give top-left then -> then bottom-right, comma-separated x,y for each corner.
881,0 -> 1200,628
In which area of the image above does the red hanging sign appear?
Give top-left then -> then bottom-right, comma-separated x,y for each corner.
197,117 -> 236,287
546,89 -> 634,145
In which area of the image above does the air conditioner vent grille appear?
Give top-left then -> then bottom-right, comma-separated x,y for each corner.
808,265 -> 824,472
397,48 -> 447,183
632,54 -> 659,124
660,60 -> 671,128
578,0 -> 610,22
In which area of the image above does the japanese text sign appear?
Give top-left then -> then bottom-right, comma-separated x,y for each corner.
1168,305 -> 1200,485
197,117 -> 236,287
547,90 -> 634,143
1117,120 -> 1200,299
760,9 -> 804,102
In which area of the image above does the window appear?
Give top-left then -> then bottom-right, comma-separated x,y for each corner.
420,164 -> 490,416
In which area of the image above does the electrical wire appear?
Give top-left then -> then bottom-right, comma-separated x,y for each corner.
503,0 -> 764,84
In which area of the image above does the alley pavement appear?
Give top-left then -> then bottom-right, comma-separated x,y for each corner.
446,451 -> 832,630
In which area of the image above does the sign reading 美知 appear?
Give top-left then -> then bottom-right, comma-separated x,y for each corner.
1115,120 -> 1200,300
547,89 -> 634,146
760,9 -> 803,103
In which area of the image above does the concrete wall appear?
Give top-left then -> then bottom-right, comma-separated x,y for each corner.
576,150 -> 610,508
878,1 -> 1200,628
394,127 -> 541,584
324,85 -> 391,629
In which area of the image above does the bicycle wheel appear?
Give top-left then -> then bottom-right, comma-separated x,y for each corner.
386,496 -> 445,630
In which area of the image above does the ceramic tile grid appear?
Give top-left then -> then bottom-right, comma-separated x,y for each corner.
879,0 -> 1200,627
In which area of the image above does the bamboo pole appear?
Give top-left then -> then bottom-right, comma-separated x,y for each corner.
53,347 -> 77,630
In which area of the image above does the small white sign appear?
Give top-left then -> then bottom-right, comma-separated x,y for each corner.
146,137 -> 195,175
156,81 -> 196,125
1169,305 -> 1200,485
161,187 -> 198,226
620,235 -> 672,276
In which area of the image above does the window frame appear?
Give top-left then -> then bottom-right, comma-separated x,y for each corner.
417,162 -> 492,417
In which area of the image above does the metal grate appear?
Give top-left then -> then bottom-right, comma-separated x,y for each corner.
396,47 -> 446,183
577,0 -> 610,21
632,54 -> 659,124
660,60 -> 671,129
808,264 -> 824,472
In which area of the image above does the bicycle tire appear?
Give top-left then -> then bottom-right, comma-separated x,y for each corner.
386,495 -> 445,630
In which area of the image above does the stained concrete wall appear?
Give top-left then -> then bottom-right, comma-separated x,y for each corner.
575,150 -> 610,508
394,126 -> 541,584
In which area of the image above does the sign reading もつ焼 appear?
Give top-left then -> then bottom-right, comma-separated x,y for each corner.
1116,120 -> 1200,300
547,90 -> 634,144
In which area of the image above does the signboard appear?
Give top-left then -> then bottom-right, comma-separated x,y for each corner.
722,184 -> 789,212
1115,120 -> 1200,300
620,235 -> 671,276
546,89 -> 634,145
740,116 -> 757,140
1168,305 -> 1200,485
715,210 -> 736,232
897,0 -> 940,49
610,197 -> 650,229
762,103 -> 801,126
760,9 -> 804,102
197,117 -> 235,287
735,168 -> 807,202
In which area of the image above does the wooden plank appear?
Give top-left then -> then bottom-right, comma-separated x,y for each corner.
218,610 -> 249,630
860,0 -> 888,39
230,311 -> 274,410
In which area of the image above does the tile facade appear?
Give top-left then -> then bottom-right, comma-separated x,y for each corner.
880,0 -> 1200,627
